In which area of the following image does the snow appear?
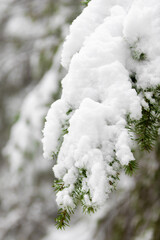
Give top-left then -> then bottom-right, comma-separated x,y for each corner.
43,0 -> 160,211
124,0 -> 160,88
61,0 -> 111,69
61,0 -> 133,69
42,98 -> 73,161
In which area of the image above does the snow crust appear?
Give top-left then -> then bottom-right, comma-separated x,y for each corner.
43,0 -> 160,209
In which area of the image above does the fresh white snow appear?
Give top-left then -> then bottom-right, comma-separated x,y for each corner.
43,0 -> 160,210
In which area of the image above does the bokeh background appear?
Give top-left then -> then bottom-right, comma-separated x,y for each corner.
0,1 -> 81,239
0,1 -> 160,240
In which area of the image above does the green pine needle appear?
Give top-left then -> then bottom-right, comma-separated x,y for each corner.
127,84 -> 160,152
53,179 -> 65,193
83,205 -> 96,214
66,108 -> 73,115
124,160 -> 138,176
81,0 -> 91,6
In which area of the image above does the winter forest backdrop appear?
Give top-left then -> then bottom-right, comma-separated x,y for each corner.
0,0 -> 160,240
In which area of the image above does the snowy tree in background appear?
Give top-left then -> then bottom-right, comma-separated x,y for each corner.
43,0 -> 160,229
0,1 -> 81,239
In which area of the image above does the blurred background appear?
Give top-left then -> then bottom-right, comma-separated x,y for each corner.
0,0 -> 81,239
0,1 -> 159,240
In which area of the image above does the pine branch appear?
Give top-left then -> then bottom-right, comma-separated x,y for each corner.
128,74 -> 160,151
55,208 -> 73,230
54,168 -> 97,229
134,107 -> 159,151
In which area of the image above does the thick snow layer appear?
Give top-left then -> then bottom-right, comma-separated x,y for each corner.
124,0 -> 160,88
43,0 -> 160,210
42,99 -> 69,161
61,0 -> 132,69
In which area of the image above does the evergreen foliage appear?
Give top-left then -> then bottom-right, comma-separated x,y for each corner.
53,62 -> 160,230
127,84 -> 160,152
55,208 -> 73,230
124,160 -> 138,176
53,168 -> 97,228
42,0 -> 160,230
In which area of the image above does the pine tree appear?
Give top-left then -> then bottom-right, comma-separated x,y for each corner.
43,0 -> 160,230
